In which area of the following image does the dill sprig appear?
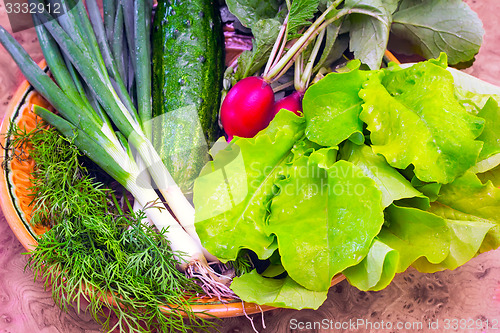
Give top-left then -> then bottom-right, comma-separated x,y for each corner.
8,124 -> 215,332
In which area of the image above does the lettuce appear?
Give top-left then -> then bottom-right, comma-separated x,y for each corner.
341,142 -> 428,208
230,270 -> 328,310
193,55 -> 500,309
343,204 -> 493,291
268,154 -> 384,291
302,61 -> 368,147
360,56 -> 484,184
194,110 -> 306,261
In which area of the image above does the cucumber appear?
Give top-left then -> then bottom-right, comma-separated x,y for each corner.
152,0 -> 224,194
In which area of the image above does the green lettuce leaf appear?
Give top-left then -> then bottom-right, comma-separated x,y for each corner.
344,204 -> 451,291
381,205 -> 450,272
359,57 -> 484,184
267,152 -> 385,291
471,98 -> 500,172
438,171 -> 500,223
342,239 -> 399,291
436,171 -> 500,252
412,203 -> 494,272
303,61 -> 368,147
230,270 -> 328,310
344,203 -> 493,290
391,0 -> 484,65
342,142 -> 427,208
478,165 -> 500,188
410,176 -> 441,202
194,111 -> 306,261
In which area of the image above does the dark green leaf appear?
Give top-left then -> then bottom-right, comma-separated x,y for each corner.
235,18 -> 282,80
391,0 -> 484,65
226,0 -> 284,27
345,0 -> 392,69
288,0 -> 321,38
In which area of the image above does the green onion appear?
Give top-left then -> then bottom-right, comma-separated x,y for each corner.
0,2 -> 232,297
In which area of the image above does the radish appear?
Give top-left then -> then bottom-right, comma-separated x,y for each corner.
272,91 -> 303,117
220,76 -> 275,141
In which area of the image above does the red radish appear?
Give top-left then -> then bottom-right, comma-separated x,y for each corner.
272,91 -> 303,117
220,76 -> 275,141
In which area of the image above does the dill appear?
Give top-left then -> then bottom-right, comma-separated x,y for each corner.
8,124 -> 215,332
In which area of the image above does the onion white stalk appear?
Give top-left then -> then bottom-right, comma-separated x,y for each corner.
0,2 -> 233,297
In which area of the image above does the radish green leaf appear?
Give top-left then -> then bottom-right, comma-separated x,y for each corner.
391,0 -> 484,65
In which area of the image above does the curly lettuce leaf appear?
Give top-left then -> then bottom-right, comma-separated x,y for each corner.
193,111 -> 306,261
344,205 -> 450,291
267,151 -> 385,291
303,61 -> 368,147
342,239 -> 399,291
410,176 -> 441,202
360,56 -> 484,184
344,203 -> 493,290
436,171 -> 500,252
342,142 -> 427,208
230,270 -> 328,310
471,98 -> 500,172
478,165 -> 500,188
412,203 -> 494,272
438,171 -> 500,223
